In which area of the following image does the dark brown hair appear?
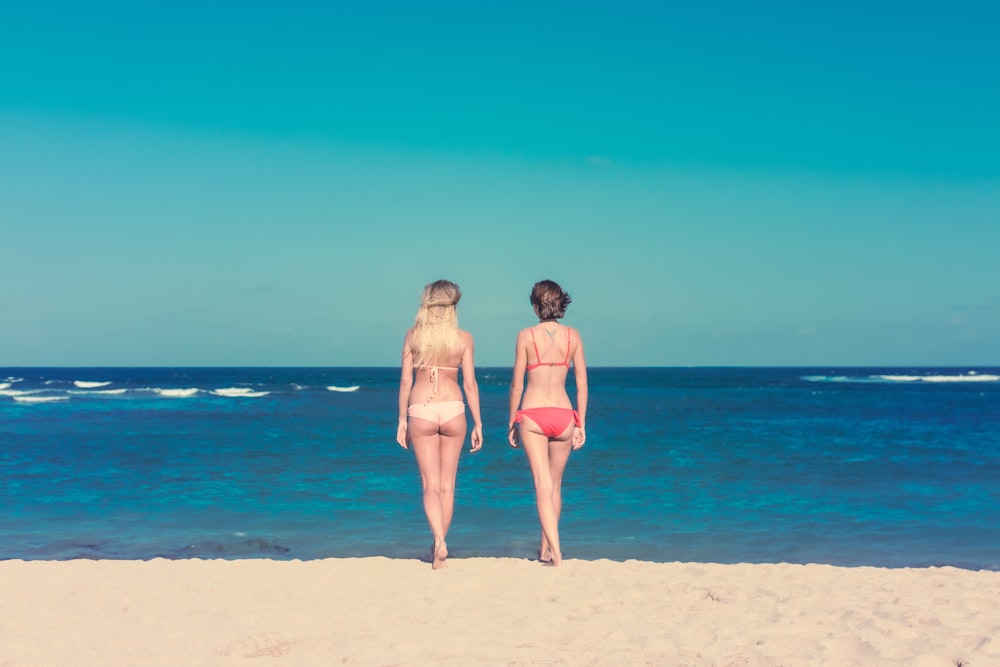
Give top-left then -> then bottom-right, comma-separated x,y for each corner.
530,280 -> 572,320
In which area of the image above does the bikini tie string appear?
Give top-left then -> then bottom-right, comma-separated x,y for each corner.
426,366 -> 439,403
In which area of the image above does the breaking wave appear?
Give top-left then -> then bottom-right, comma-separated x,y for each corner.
211,387 -> 270,398
13,395 -> 70,404
151,388 -> 201,398
803,372 -> 998,384
68,388 -> 129,396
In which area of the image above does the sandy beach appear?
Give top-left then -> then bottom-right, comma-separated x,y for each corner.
1,558 -> 998,666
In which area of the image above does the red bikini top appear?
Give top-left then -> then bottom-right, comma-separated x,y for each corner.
526,327 -> 572,371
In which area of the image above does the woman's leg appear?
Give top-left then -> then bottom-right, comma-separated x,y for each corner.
410,413 -> 466,569
409,418 -> 445,556
436,413 -> 467,551
519,419 -> 574,566
542,430 -> 573,561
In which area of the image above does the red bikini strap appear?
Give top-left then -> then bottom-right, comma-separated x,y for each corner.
529,328 -> 542,364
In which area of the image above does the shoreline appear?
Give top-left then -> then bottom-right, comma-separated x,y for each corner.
4,553 -> 998,571
2,557 -> 998,666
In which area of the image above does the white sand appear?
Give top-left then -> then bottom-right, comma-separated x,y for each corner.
1,557 -> 998,666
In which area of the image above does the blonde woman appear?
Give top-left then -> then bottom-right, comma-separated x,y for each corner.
508,280 -> 588,567
397,280 -> 483,569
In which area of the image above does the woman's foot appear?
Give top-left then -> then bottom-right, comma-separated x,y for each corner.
538,547 -> 552,563
542,550 -> 562,567
432,541 -> 449,570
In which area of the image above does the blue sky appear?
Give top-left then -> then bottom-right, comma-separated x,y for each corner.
2,1 -> 998,366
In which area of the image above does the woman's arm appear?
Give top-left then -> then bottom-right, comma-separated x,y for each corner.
508,329 -> 528,447
461,331 -> 483,452
396,330 -> 415,449
571,330 -> 588,449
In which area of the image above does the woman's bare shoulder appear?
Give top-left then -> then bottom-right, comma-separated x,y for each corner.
457,328 -> 476,346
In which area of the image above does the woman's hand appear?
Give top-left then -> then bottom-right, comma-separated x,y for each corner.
469,424 -> 483,453
572,426 -> 586,450
396,420 -> 408,449
508,424 -> 520,448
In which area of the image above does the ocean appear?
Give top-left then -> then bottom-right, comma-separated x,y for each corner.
2,367 -> 998,569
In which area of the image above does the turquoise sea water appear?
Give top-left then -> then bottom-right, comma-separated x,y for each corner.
2,367 -> 998,569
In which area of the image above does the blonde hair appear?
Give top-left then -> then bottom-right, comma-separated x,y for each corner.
411,280 -> 462,367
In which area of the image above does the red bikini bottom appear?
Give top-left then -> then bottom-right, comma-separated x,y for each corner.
515,407 -> 580,438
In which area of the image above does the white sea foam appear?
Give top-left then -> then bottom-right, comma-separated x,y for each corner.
875,373 -> 999,383
800,375 -> 854,383
154,388 -> 200,398
1,389 -> 40,397
0,383 -> 10,390
74,380 -> 112,388
13,395 -> 69,404
212,387 -> 270,397
3,377 -> 23,383
326,385 -> 360,392
68,388 -> 129,396
804,372 -> 998,384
